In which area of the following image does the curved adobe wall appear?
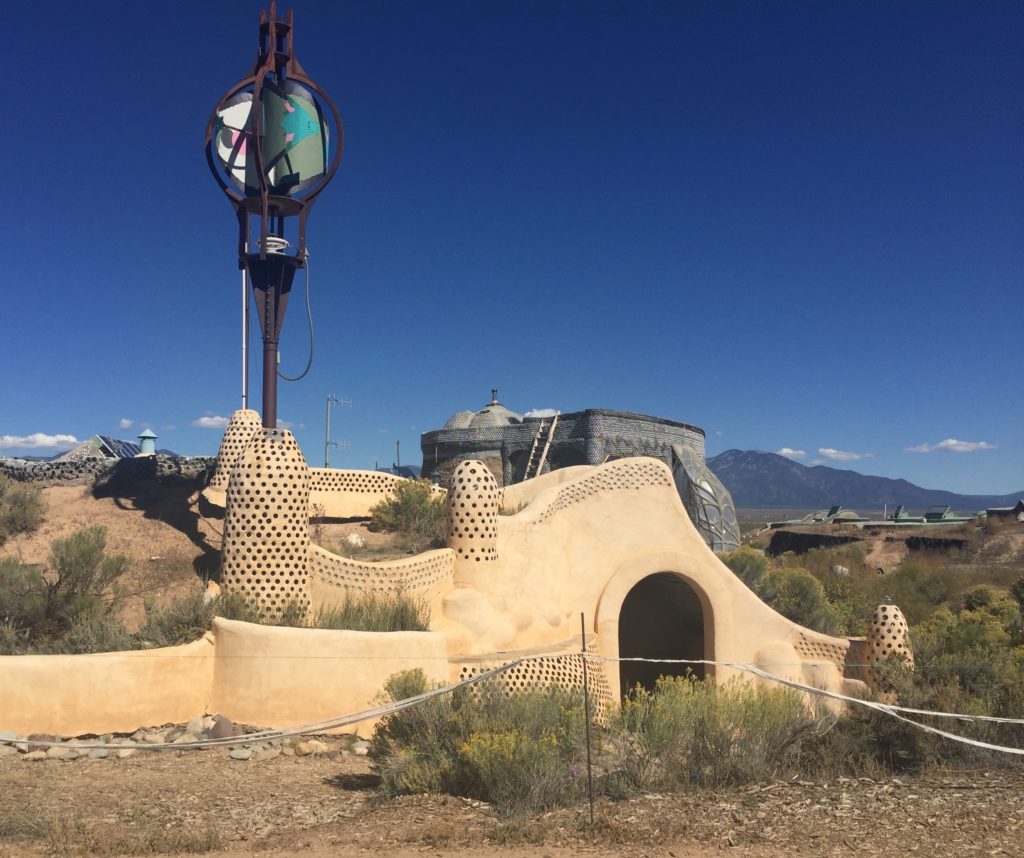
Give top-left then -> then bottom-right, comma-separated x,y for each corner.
309,468 -> 445,519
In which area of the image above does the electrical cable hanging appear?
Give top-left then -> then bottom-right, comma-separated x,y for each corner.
277,255 -> 314,382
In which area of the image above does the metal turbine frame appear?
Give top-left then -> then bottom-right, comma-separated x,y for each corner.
204,3 -> 343,428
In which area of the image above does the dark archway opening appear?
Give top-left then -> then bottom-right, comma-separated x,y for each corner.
618,572 -> 705,695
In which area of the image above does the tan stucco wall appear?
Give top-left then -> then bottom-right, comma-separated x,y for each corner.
0,621 -> 449,738
208,618 -> 449,732
0,637 -> 215,736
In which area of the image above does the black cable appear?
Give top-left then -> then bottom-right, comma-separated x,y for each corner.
278,256 -> 314,381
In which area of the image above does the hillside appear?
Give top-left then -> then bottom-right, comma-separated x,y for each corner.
708,449 -> 1024,510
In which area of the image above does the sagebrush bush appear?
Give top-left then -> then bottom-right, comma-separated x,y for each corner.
721,545 -> 768,588
0,526 -> 128,649
313,590 -> 429,632
0,475 -> 45,546
371,670 -> 587,816
609,676 -> 817,792
368,480 -> 446,551
755,567 -> 843,634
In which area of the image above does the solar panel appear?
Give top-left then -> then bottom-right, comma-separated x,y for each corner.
96,436 -> 142,459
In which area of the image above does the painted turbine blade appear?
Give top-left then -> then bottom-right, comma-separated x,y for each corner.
214,93 -> 255,192
259,80 -> 328,196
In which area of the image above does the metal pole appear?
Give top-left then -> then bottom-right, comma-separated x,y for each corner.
580,612 -> 595,825
325,395 -> 333,467
241,247 -> 249,410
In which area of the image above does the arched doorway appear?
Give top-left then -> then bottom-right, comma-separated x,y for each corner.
618,572 -> 705,695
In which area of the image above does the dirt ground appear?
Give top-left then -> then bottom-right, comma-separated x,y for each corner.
1,746 -> 1022,857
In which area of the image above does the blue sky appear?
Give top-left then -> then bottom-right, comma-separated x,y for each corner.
2,1 -> 1021,494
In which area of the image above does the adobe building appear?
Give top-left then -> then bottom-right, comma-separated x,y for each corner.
421,392 -> 741,552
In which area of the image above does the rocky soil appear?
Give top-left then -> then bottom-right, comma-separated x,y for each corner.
1,731 -> 1022,857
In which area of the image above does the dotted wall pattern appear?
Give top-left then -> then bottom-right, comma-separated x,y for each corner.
310,545 -> 454,597
536,458 -> 673,525
863,604 -> 914,685
455,641 -> 612,706
794,632 -> 849,672
446,460 -> 499,566
309,468 -> 446,498
221,428 -> 311,621
207,409 -> 262,494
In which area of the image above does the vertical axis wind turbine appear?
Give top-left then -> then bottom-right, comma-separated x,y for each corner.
204,3 -> 342,428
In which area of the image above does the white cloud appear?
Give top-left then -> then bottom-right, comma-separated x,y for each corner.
776,447 -> 806,459
524,408 -> 560,418
191,415 -> 229,429
906,438 -> 997,454
0,432 -> 79,450
818,447 -> 874,462
119,418 -> 134,430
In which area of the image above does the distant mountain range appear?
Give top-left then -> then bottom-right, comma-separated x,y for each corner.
707,449 -> 1023,511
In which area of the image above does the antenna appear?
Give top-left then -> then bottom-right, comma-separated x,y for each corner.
324,393 -> 351,467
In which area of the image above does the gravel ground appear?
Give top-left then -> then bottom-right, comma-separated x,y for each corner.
1,741 -> 1022,857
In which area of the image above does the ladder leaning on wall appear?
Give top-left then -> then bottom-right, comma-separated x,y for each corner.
523,415 -> 558,480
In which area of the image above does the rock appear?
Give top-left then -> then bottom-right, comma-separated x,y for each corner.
211,715 -> 237,739
0,745 -> 18,758
344,532 -> 367,549
831,564 -> 850,577
88,749 -> 109,759
98,734 -> 114,744
294,739 -> 328,757
172,733 -> 199,745
22,751 -> 48,761
351,740 -> 370,757
165,726 -> 184,742
46,746 -> 78,760
185,716 -> 206,737
252,747 -> 281,763
281,746 -> 295,757
229,748 -> 252,761
116,748 -> 137,759
203,580 -> 222,605
141,731 -> 168,744
27,733 -> 61,749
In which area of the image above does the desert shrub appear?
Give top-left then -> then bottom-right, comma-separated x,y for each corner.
314,590 -> 429,632
137,591 -> 217,648
860,558 -> 964,624
755,567 -> 843,634
0,474 -> 45,545
368,479 -> 446,551
721,545 -> 768,588
372,670 -> 587,816
1012,577 -> 1024,610
0,527 -> 128,649
608,676 -> 816,792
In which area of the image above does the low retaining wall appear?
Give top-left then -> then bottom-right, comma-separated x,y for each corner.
0,455 -> 216,488
0,619 -> 449,737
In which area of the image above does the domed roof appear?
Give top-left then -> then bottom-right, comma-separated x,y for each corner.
444,411 -> 475,429
470,400 -> 523,428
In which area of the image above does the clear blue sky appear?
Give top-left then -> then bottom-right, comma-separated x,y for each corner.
2,1 -> 1021,494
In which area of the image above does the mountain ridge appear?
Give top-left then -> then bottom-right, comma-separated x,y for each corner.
707,449 -> 1023,510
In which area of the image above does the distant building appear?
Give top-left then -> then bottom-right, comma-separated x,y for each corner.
54,435 -> 141,462
420,393 -> 740,552
986,499 -> 1024,523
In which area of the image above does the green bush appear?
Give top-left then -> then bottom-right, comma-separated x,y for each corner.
608,676 -> 816,792
368,480 -> 446,551
721,545 -> 768,588
313,590 -> 429,632
755,567 -> 843,634
137,591 -> 217,648
0,475 -> 45,545
371,670 -> 587,816
0,526 -> 128,649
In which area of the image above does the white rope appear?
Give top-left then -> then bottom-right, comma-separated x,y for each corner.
4,653 -> 1022,756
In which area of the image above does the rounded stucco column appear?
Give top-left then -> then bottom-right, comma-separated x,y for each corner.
206,409 -> 262,498
445,459 -> 498,585
221,427 -> 311,620
862,603 -> 914,686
